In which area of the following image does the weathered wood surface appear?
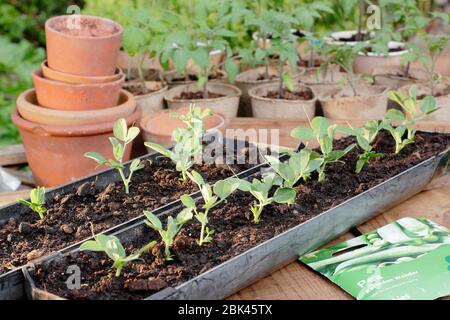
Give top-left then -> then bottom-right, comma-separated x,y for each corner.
0,118 -> 449,300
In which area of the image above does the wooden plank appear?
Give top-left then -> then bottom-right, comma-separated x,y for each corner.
0,188 -> 31,207
228,234 -> 355,300
0,144 -> 27,166
2,167 -> 35,186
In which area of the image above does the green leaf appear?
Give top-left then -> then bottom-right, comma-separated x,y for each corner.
126,127 -> 140,143
282,72 -> 294,92
187,170 -> 205,187
144,211 -> 162,230
173,48 -> 189,73
420,96 -> 438,115
110,137 -> 124,162
113,118 -> 128,142
144,142 -> 172,158
236,179 -> 252,192
84,152 -> 107,165
213,180 -> 235,200
129,159 -> 143,172
311,117 -> 330,137
291,127 -> 315,140
79,240 -> 103,252
176,207 -> 193,224
273,187 -> 296,204
180,194 -> 196,208
224,58 -> 239,83
386,109 -> 406,121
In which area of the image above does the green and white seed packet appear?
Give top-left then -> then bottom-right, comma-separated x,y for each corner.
300,217 -> 450,300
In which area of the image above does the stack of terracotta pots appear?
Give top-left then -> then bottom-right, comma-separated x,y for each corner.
13,15 -> 141,187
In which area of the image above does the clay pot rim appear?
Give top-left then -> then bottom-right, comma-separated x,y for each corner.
319,85 -> 389,102
41,60 -> 123,84
140,108 -> 226,138
249,83 -> 316,103
164,83 -> 242,103
236,66 -> 305,85
398,82 -> 450,98
124,81 -> 169,99
358,41 -> 408,57
45,15 -> 123,40
17,88 -> 135,122
12,106 -> 141,137
33,68 -> 125,88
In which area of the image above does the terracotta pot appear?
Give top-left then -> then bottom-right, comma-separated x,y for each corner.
17,89 -> 136,126
41,60 -> 123,84
163,70 -> 227,89
123,81 -> 168,116
249,83 -> 316,119
354,41 -> 409,74
317,84 -> 388,120
32,69 -> 125,110
399,83 -> 450,121
235,66 -> 304,117
11,107 -> 141,187
140,107 -> 225,148
164,83 -> 241,119
45,15 -> 122,76
373,65 -> 429,90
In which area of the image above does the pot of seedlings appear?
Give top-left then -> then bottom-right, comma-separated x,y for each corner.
120,8 -> 169,116
399,33 -> 450,121
369,3 -> 430,88
161,7 -> 241,119
236,10 -> 305,117
1,109 -> 277,299
316,43 -> 389,121
23,110 -> 450,300
248,14 -> 316,120
327,1 -> 373,46
292,0 -> 333,68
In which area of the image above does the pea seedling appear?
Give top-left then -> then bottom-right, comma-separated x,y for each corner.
85,118 -> 143,194
80,233 -> 156,277
291,116 -> 355,182
236,172 -> 295,224
183,171 -> 239,245
145,105 -> 212,182
385,86 -> 438,153
266,148 -> 322,188
17,186 -> 46,220
144,209 -> 193,261
338,120 -> 387,173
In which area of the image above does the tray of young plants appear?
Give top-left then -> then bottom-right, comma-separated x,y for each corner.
0,105 -> 278,300
22,87 -> 450,300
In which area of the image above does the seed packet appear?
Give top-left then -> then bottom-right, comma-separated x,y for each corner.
300,217 -> 450,300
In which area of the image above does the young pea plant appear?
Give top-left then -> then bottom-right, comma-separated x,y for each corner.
236,172 -> 296,224
80,233 -> 156,277
144,208 -> 193,261
182,171 -> 239,246
145,105 -> 212,182
338,120 -> 387,173
17,186 -> 46,220
266,148 -> 323,189
85,118 -> 143,194
385,86 -> 439,153
290,116 -> 355,182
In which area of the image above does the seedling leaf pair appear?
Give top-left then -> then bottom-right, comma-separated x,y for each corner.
85,119 -> 143,194
17,187 -> 46,220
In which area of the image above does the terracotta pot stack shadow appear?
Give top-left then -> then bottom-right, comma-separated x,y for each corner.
12,15 -> 141,187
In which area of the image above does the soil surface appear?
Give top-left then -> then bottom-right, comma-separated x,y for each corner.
171,73 -> 223,83
0,142 -> 264,274
298,59 -> 322,68
256,74 -> 278,81
366,46 -> 405,53
52,18 -> 119,37
175,91 -> 225,100
264,88 -> 314,100
334,32 -> 369,42
123,82 -> 158,96
31,130 -> 450,299
417,86 -> 450,99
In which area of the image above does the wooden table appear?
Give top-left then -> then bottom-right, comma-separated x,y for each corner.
0,118 -> 449,300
